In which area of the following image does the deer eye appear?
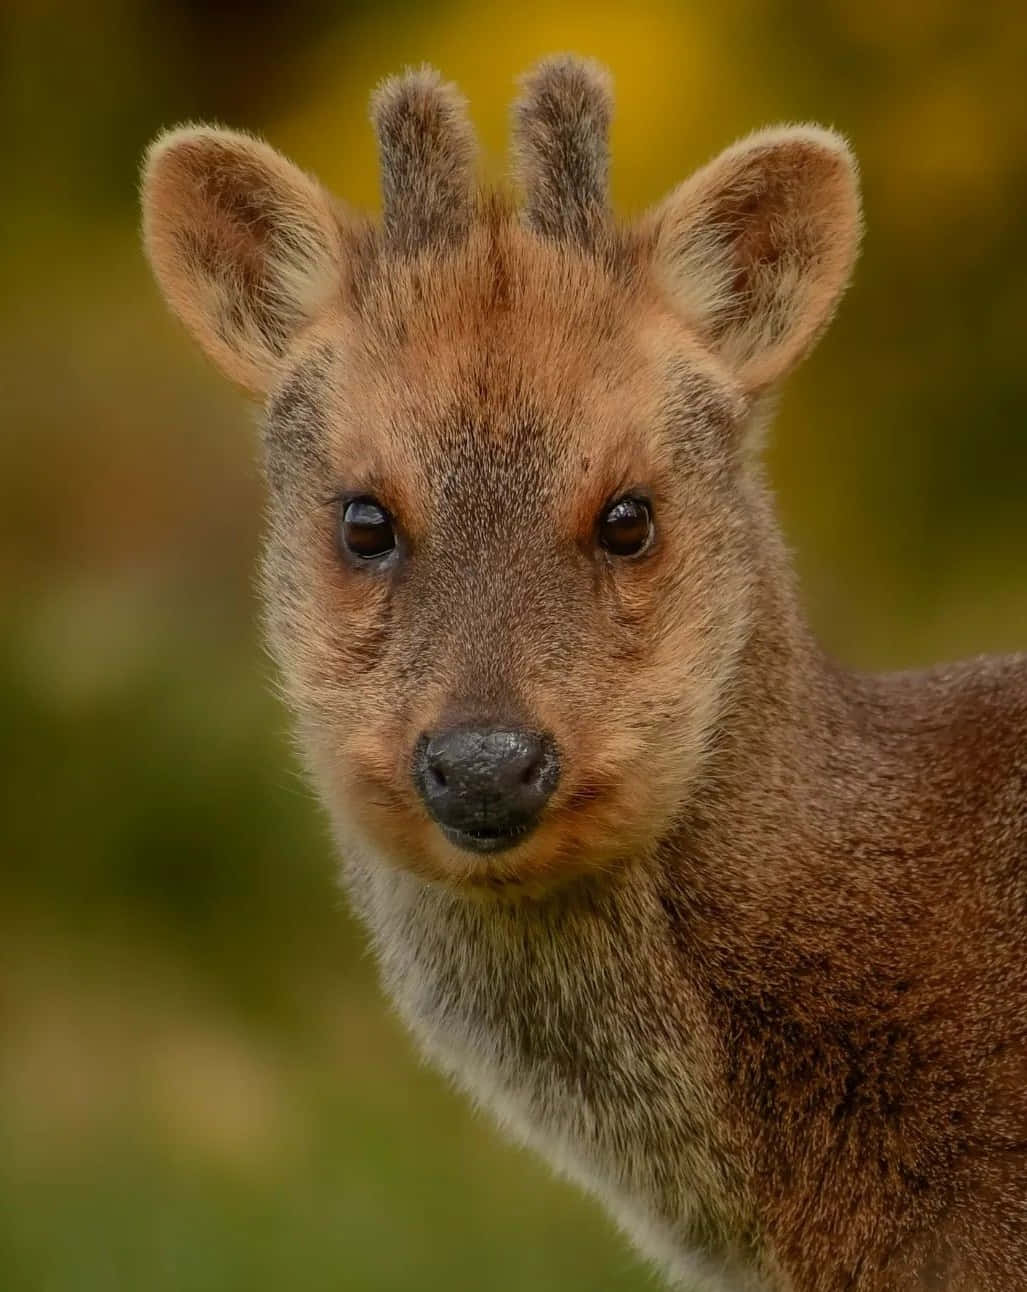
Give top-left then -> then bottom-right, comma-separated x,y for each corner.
339,497 -> 396,560
598,496 -> 653,557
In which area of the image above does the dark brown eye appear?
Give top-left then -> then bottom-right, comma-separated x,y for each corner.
340,497 -> 396,560
598,496 -> 653,557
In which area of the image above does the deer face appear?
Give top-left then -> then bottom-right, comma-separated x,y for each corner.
142,59 -> 861,892
256,235 -> 757,891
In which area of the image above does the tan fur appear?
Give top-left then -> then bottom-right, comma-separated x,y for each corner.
645,125 -> 862,393
141,57 -> 1027,1292
141,126 -> 346,393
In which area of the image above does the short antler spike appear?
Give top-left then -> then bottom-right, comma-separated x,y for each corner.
370,65 -> 477,255
511,55 -> 613,246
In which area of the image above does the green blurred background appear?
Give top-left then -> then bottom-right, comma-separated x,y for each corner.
2,2 -> 1026,1289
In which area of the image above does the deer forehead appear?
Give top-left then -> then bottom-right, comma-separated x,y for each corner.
264,218 -> 741,516
265,329 -> 738,546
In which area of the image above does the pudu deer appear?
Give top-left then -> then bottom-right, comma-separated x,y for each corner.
141,56 -> 1027,1292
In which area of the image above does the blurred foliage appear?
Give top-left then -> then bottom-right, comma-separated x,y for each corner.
1,1 -> 1026,1289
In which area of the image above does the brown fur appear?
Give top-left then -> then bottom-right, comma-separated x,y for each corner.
512,55 -> 613,246
370,66 -> 476,255
141,57 -> 1027,1291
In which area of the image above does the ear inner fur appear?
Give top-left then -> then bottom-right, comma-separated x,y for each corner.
141,126 -> 344,393
648,125 -> 862,393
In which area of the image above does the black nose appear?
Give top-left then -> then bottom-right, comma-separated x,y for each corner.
413,725 -> 560,853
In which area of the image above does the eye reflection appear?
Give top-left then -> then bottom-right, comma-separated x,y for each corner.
339,497 -> 396,560
598,496 -> 653,557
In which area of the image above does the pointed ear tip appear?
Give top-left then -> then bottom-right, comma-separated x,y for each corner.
141,124 -> 196,185
742,123 -> 860,179
143,121 -> 232,159
714,124 -> 862,231
140,126 -> 199,225
140,123 -> 261,190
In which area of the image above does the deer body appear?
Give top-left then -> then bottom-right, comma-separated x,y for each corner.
335,608 -> 1027,1292
141,57 -> 1027,1290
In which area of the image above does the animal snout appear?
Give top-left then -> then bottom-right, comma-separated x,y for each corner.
413,725 -> 560,853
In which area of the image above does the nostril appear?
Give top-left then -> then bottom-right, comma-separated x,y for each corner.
415,735 -> 451,800
517,737 -> 559,801
519,754 -> 542,787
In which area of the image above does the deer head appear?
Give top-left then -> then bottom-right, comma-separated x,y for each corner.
141,57 -> 861,892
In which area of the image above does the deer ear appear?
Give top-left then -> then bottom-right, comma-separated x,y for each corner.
141,126 -> 344,394
649,126 -> 861,393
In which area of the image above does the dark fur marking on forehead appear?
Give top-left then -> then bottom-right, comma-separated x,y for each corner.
512,55 -> 613,247
395,401 -> 587,720
264,344 -> 334,489
371,66 -> 477,256
661,359 -> 744,449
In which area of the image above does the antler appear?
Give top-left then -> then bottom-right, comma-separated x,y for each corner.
511,55 -> 614,246
370,65 -> 477,255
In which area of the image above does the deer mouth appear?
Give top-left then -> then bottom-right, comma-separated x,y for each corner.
438,821 -> 534,855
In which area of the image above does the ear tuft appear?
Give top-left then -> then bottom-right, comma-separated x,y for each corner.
141,125 -> 343,394
511,54 -> 613,246
650,125 -> 862,392
370,66 -> 477,255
